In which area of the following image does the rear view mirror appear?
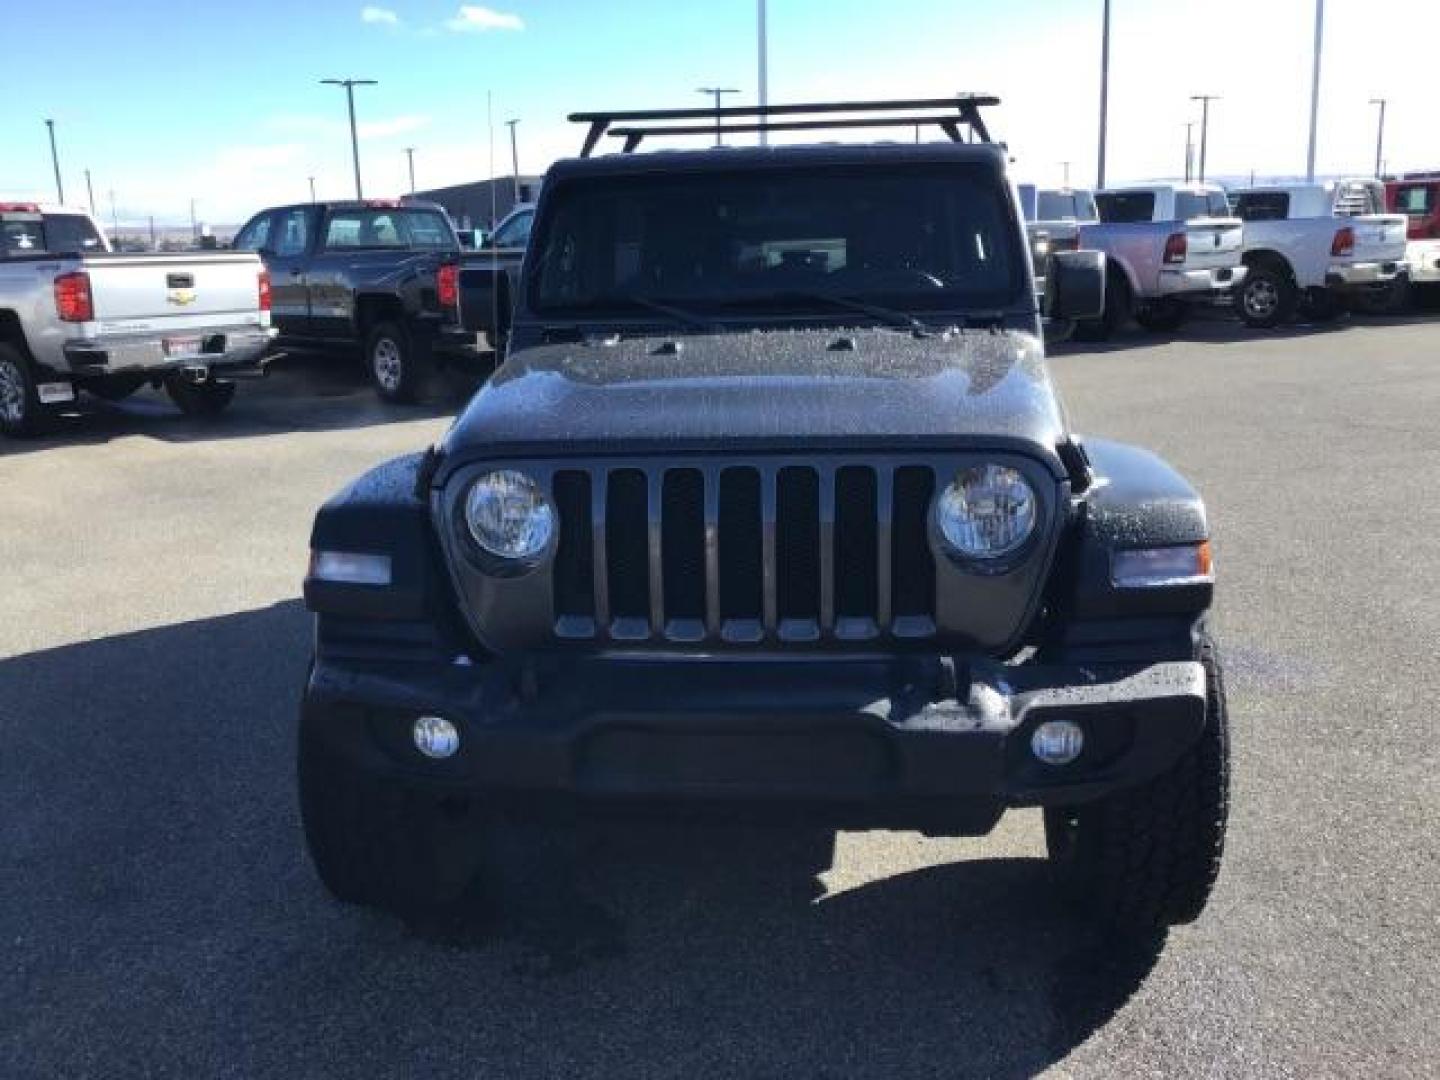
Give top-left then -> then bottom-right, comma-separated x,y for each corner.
1044,250 -> 1106,321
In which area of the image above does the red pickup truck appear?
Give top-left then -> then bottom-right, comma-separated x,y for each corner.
1385,172 -> 1440,291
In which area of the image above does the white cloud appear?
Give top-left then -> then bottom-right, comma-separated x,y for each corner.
356,114 -> 432,139
360,6 -> 399,24
445,5 -> 523,32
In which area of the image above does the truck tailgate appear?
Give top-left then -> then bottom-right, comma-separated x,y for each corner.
1182,219 -> 1244,269
1345,214 -> 1408,264
84,253 -> 265,335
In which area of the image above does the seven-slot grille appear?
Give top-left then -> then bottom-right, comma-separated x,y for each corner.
550,462 -> 938,644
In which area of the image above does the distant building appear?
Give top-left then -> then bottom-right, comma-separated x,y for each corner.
412,176 -> 544,231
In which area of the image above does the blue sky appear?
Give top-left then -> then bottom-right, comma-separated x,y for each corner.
4,0 -> 1438,227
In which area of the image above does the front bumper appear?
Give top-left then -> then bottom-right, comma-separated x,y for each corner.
1157,264 -> 1246,299
62,325 -> 276,377
304,654 -> 1208,830
1326,261 -> 1403,289
1403,241 -> 1440,285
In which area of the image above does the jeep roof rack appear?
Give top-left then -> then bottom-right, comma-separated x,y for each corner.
569,96 -> 999,157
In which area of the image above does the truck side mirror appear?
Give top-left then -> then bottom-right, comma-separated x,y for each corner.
1044,250 -> 1106,321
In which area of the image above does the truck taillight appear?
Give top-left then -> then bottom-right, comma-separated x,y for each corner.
437,264 -> 459,310
1331,226 -> 1355,257
1162,232 -> 1187,265
258,270 -> 272,312
54,271 -> 94,322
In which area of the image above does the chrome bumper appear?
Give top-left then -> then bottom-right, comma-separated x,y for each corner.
62,325 -> 277,377
1157,264 -> 1246,297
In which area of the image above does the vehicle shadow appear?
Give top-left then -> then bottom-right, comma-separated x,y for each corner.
0,601 -> 1166,1079
0,349 -> 488,458
1050,303 -> 1440,355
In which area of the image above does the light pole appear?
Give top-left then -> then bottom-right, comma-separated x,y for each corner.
84,169 -> 96,215
1184,122 -> 1195,183
505,119 -> 521,205
44,119 -> 64,204
190,198 -> 198,240
1191,95 -> 1219,183
1369,98 -> 1388,179
404,146 -> 416,193
320,78 -> 377,198
1306,0 -> 1324,181
108,189 -> 118,243
308,176 -> 316,203
696,87 -> 740,146
757,0 -> 768,146
1097,0 -> 1111,189
1060,161 -> 1071,187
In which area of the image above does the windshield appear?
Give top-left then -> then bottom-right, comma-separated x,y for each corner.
530,165 -> 1022,318
1392,184 -> 1435,215
0,213 -> 104,256
1037,191 -> 1097,222
1095,191 -> 1155,222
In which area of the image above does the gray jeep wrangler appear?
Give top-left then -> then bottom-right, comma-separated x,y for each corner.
298,98 -> 1229,933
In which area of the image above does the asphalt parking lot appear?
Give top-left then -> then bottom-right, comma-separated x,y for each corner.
3,316 -> 1438,1079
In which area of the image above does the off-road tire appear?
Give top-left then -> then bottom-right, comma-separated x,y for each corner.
165,376 -> 236,417
1133,297 -> 1188,333
1044,632 -> 1230,932
0,343 -> 55,438
1297,289 -> 1344,324
1238,264 -> 1298,329
366,320 -> 430,404
297,706 -> 482,918
1071,266 -> 1131,342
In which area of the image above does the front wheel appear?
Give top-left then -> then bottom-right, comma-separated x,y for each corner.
165,376 -> 236,417
365,321 -> 430,404
1238,266 -> 1297,329
1044,632 -> 1230,934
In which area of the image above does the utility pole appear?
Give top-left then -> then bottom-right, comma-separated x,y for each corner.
108,189 -> 118,243
84,169 -> 96,215
44,119 -> 65,204
696,87 -> 740,146
505,119 -> 521,205
757,0 -> 768,146
321,77 -> 377,198
1184,122 -> 1195,183
404,146 -> 416,194
1191,95 -> 1219,183
1096,0 -> 1111,189
190,198 -> 197,240
1369,98 -> 1388,179
1306,0 -> 1324,181
308,176 -> 317,203
1060,161 -> 1071,187
148,215 -> 156,250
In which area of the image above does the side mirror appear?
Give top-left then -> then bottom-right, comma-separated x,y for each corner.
1044,250 -> 1106,321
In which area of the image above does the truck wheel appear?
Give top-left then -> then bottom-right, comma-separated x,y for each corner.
0,343 -> 53,438
297,706 -> 482,918
1297,289 -> 1343,324
1043,631 -> 1230,934
1238,266 -> 1297,329
1070,268 -> 1131,342
366,321 -> 429,404
1351,279 -> 1410,317
165,376 -> 236,417
1133,298 -> 1188,333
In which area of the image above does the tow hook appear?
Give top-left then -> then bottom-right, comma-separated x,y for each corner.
180,364 -> 210,384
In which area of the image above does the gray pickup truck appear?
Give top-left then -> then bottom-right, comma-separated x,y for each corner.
0,203 -> 274,436
297,97 -> 1231,938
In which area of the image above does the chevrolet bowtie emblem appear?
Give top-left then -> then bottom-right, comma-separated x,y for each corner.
167,288 -> 197,306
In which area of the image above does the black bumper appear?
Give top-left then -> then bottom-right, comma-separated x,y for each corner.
303,654 -> 1208,832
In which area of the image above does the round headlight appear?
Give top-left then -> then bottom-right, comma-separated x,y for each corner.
464,470 -> 555,561
936,465 -> 1037,559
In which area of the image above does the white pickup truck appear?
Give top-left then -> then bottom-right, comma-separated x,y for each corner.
1075,184 -> 1246,340
0,203 -> 275,437
1018,186 -> 1099,296
1228,180 -> 1408,326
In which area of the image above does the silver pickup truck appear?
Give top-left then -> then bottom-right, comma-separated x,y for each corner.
0,203 -> 275,437
1075,184 -> 1247,340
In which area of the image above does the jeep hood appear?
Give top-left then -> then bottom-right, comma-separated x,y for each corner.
440,328 -> 1070,475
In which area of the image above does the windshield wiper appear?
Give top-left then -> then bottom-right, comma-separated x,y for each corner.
589,292 -> 718,331
737,290 -> 943,335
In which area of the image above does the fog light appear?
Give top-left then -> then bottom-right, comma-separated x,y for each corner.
412,715 -> 459,759
1031,720 -> 1084,765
